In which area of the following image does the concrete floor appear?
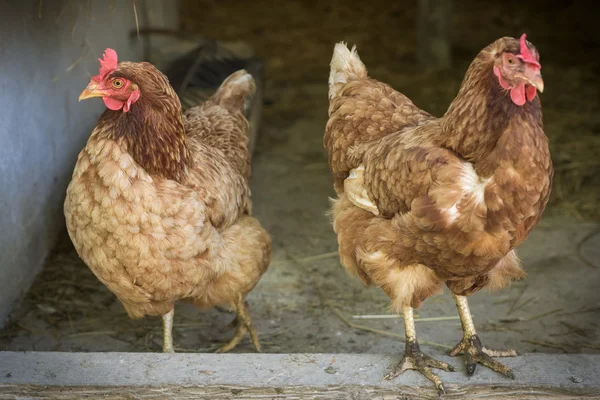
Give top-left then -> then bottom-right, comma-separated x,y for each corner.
2,352 -> 600,398
1,83 -> 599,359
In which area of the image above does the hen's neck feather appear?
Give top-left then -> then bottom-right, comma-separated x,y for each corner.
95,77 -> 190,182
440,51 -> 543,176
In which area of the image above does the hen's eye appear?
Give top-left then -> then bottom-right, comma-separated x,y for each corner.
112,79 -> 124,88
507,58 -> 514,65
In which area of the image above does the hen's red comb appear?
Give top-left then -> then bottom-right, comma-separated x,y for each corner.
517,34 -> 540,68
92,48 -> 118,82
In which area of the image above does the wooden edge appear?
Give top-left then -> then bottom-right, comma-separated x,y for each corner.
1,383 -> 598,400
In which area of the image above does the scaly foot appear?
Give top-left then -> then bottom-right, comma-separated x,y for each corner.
215,296 -> 261,353
449,334 -> 516,378
216,322 -> 248,353
385,340 -> 455,395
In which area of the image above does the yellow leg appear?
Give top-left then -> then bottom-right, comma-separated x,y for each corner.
162,309 -> 175,353
234,296 -> 261,352
385,305 -> 455,395
216,295 -> 261,353
450,294 -> 516,377
454,293 -> 477,337
404,305 -> 417,341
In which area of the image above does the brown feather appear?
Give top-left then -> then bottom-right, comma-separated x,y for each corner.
65,64 -> 271,319
325,37 -> 552,308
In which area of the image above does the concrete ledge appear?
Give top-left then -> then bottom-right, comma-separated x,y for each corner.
1,352 -> 599,399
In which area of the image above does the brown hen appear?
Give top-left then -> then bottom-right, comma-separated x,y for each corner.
325,35 -> 552,392
65,49 -> 271,353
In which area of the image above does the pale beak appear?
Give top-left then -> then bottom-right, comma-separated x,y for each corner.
532,74 -> 544,93
523,68 -> 544,93
78,80 -> 104,101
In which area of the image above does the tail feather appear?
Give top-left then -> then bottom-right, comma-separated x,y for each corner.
328,42 -> 367,100
212,69 -> 256,111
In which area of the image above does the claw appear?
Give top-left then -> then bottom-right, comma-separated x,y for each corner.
449,334 -> 516,378
438,384 -> 446,396
386,340 -> 454,394
216,297 -> 261,353
215,324 -> 247,353
466,361 -> 477,376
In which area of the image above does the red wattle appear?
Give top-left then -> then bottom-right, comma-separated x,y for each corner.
103,97 -> 124,111
526,85 -> 537,101
510,83 -> 526,106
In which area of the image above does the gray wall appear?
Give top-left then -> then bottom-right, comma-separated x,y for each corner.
0,0 -> 178,326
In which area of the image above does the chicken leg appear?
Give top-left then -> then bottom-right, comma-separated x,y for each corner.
449,294 -> 516,377
216,295 -> 261,353
162,309 -> 175,353
384,305 -> 455,394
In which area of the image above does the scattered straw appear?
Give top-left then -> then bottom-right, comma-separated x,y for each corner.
509,296 -> 539,315
498,317 -> 524,323
71,0 -> 84,43
352,315 -> 459,322
132,0 -> 140,38
525,308 -> 563,322
66,330 -> 118,338
506,285 -> 528,315
561,201 -> 584,221
581,344 -> 600,350
300,251 -> 339,263
559,321 -> 587,337
65,52 -> 88,74
480,323 -> 525,333
15,323 -> 37,334
576,229 -> 600,269
271,251 -> 338,267
66,312 -> 74,331
327,301 -> 452,350
559,306 -> 600,316
522,339 -> 570,353
54,2 -> 68,23
37,279 -> 99,291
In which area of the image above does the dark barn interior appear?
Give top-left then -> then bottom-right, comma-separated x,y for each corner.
0,0 -> 599,397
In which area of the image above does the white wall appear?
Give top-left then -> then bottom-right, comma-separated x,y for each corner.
0,0 -> 178,325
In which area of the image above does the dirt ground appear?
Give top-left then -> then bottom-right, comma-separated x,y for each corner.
1,0 -> 599,360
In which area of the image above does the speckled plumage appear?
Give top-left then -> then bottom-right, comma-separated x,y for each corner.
65,64 -> 271,323
325,38 -> 553,309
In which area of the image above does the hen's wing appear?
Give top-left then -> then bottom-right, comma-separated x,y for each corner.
183,70 -> 256,228
352,126 -> 468,231
184,141 -> 251,229
324,43 -> 434,191
184,70 -> 255,180
325,79 -> 435,192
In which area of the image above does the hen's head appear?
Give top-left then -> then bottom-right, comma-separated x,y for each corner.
491,34 -> 543,106
78,48 -> 142,112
